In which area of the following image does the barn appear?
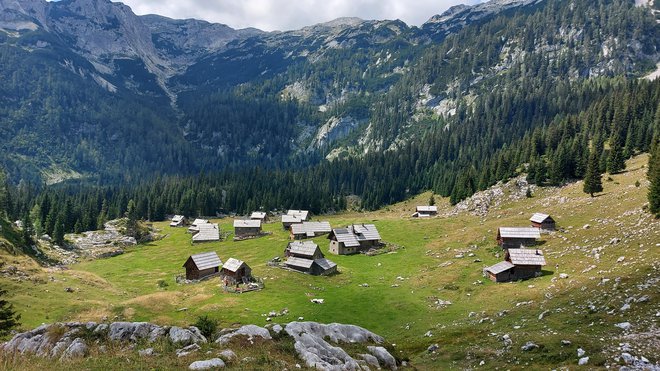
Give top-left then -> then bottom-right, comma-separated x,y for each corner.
234,219 -> 262,238
221,258 -> 252,284
290,221 -> 332,240
192,223 -> 220,243
182,252 -> 222,280
170,215 -> 186,227
530,213 -> 556,231
412,206 -> 438,218
250,211 -> 269,223
328,224 -> 381,255
496,227 -> 541,249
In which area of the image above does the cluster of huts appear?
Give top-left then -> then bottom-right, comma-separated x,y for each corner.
171,216 -> 221,243
282,241 -> 337,275
484,213 -> 555,283
182,251 -> 252,285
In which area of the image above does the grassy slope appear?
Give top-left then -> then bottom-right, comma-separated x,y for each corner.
0,155 -> 658,369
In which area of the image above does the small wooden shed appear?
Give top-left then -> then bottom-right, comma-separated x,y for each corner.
328,224 -> 381,255
285,241 -> 324,260
234,219 -> 262,237
192,223 -> 220,243
412,206 -> 438,218
484,261 -> 515,282
530,213 -> 556,231
182,252 -> 222,280
222,258 -> 252,284
505,248 -> 547,280
496,227 -> 541,249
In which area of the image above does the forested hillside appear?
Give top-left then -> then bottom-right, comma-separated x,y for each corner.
0,0 -> 659,233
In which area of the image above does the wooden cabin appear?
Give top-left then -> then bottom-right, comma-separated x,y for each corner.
484,248 -> 547,282
192,223 -> 220,243
530,213 -> 556,231
328,224 -> 381,255
221,258 -> 252,284
284,241 -> 337,275
188,218 -> 210,234
170,215 -> 186,227
250,211 -> 269,223
412,206 -> 438,218
290,221 -> 332,240
182,252 -> 222,280
233,219 -> 262,238
496,227 -> 540,249
281,210 -> 309,229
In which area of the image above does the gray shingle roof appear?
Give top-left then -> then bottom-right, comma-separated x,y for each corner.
314,258 -> 337,271
507,248 -> 547,266
416,206 -> 438,213
172,215 -> 184,222
485,261 -> 514,274
288,241 -> 320,257
530,213 -> 553,223
233,219 -> 262,228
331,224 -> 381,246
291,221 -> 332,237
498,227 -> 541,239
282,215 -> 302,224
192,223 -> 220,242
223,257 -> 247,272
285,257 -> 314,269
251,212 -> 267,219
287,210 -> 309,220
186,251 -> 222,271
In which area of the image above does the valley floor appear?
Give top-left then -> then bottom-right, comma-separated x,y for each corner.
1,155 -> 658,369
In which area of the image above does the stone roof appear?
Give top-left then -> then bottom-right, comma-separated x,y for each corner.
507,248 -> 547,266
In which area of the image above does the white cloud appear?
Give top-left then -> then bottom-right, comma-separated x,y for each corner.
116,0 -> 482,31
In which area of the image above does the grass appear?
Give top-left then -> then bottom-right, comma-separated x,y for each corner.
0,155 -> 658,369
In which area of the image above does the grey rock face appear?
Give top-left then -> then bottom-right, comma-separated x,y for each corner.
521,341 -> 539,351
108,322 -> 164,342
359,353 -> 381,368
169,326 -> 207,346
284,322 -> 385,370
215,325 -> 272,345
218,349 -> 236,361
61,338 -> 88,359
188,358 -> 226,370
368,345 -> 397,370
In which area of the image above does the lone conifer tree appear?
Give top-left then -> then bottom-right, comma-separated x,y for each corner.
584,147 -> 603,197
0,287 -> 20,336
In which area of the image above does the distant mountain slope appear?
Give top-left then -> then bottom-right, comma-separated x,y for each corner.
0,0 -> 658,183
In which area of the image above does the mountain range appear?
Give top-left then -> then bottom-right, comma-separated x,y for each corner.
0,0 -> 658,183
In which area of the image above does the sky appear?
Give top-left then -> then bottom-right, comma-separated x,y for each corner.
116,0 -> 484,31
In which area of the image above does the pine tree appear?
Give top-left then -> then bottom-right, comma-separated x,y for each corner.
21,213 -> 33,247
607,137 -> 626,174
53,219 -> 65,246
125,199 -> 138,238
0,287 -> 20,336
428,193 -> 435,206
583,148 -> 603,197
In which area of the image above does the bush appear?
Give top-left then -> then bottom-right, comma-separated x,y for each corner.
194,315 -> 218,339
157,279 -> 168,288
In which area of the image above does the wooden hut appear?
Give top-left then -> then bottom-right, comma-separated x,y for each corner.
192,223 -> 220,243
170,215 -> 186,227
505,248 -> 547,280
250,211 -> 269,223
328,224 -> 381,255
530,213 -> 556,231
496,227 -> 540,249
281,210 -> 309,229
182,252 -> 222,280
412,206 -> 438,218
221,258 -> 252,284
233,219 -> 262,237
284,241 -> 337,275
290,221 -> 332,240
188,218 -> 210,234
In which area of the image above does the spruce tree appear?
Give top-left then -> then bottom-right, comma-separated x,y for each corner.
125,199 -> 138,238
21,213 -> 33,247
584,148 -> 604,197
0,287 -> 20,336
428,193 -> 435,206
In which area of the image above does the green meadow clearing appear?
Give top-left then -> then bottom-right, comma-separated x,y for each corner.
1,155 -> 658,369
